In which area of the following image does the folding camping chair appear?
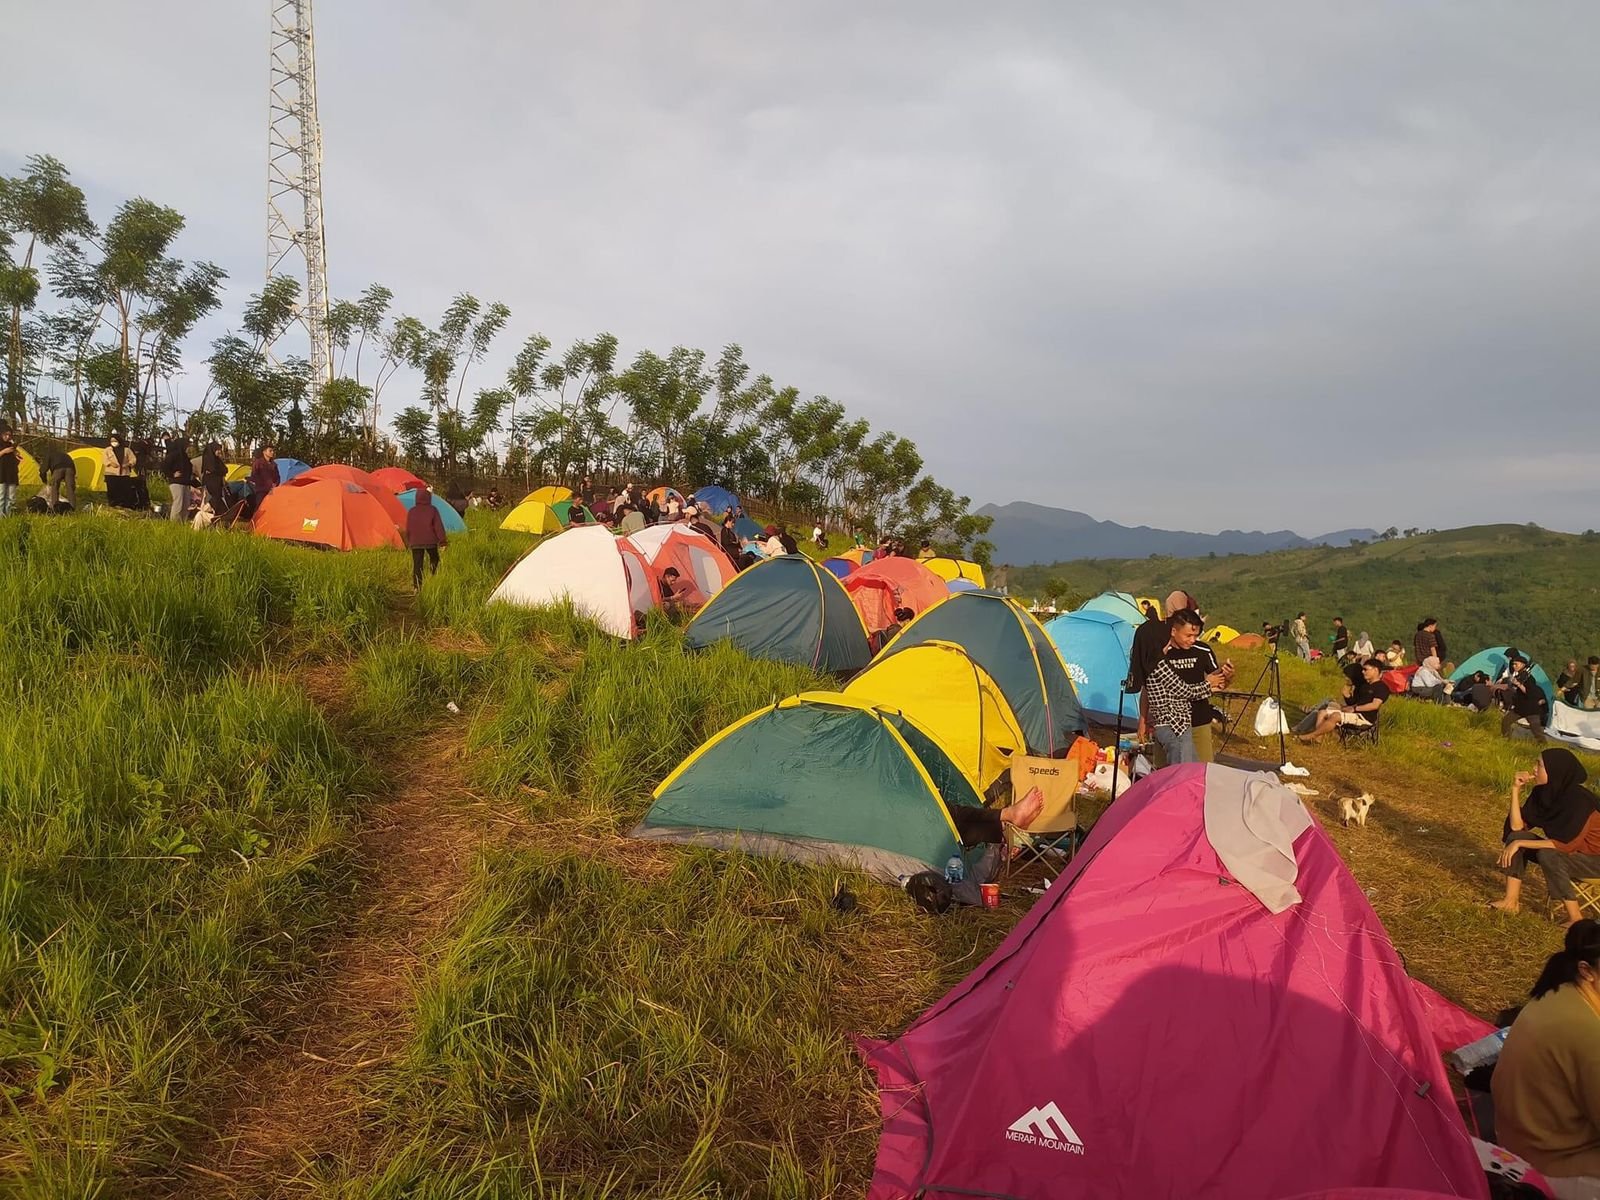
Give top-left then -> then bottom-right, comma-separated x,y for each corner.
1003,753 -> 1082,880
1336,717 -> 1379,748
1572,877 -> 1600,920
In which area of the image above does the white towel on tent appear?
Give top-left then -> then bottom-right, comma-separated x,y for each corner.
1204,764 -> 1313,914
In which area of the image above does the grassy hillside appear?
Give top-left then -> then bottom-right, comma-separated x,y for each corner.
1010,524 -> 1600,670
2,510 -> 1593,1195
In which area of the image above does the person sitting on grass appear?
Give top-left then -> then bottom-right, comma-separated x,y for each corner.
1299,658 -> 1389,742
1557,660 -> 1584,708
1502,652 -> 1551,744
1352,630 -> 1375,660
1383,639 -> 1406,666
1492,917 -> 1600,1194
1491,748 -> 1600,926
1408,655 -> 1451,703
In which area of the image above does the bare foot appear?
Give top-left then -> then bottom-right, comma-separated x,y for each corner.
1003,787 -> 1044,830
1487,899 -> 1520,913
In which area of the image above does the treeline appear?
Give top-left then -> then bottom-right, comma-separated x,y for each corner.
0,155 -> 991,557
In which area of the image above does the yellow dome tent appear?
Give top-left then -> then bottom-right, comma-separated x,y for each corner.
923,557 -> 987,588
844,639 -> 1025,790
226,463 -> 252,482
68,448 -> 105,491
524,485 -> 572,506
1136,596 -> 1164,620
16,447 -> 41,486
500,500 -> 565,535
1203,624 -> 1241,645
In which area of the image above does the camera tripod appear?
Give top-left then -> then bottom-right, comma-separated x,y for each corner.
1217,646 -> 1290,767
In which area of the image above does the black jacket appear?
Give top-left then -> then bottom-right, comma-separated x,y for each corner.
163,441 -> 194,484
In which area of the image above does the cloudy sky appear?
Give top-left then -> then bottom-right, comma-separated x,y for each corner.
6,2 -> 1599,534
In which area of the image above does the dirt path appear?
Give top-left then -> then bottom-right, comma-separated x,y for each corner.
172,695 -> 504,1196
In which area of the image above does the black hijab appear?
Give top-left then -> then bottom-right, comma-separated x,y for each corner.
1517,748 -> 1600,844
201,443 -> 225,477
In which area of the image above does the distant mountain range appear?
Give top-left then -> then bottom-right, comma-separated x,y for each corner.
977,501 -> 1377,566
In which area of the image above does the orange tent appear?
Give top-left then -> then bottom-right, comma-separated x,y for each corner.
843,556 -> 948,634
286,464 -> 407,532
370,466 -> 427,493
252,478 -> 405,551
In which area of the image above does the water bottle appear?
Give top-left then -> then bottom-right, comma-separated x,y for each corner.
945,855 -> 966,885
1447,1028 -> 1510,1074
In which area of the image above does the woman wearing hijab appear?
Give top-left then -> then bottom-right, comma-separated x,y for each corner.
199,442 -> 229,512
1492,918 -> 1600,1195
1352,630 -> 1375,660
1491,748 -> 1600,925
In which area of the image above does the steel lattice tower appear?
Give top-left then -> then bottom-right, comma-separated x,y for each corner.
266,0 -> 331,386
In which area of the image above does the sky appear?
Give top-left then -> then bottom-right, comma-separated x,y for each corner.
5,1 -> 1600,535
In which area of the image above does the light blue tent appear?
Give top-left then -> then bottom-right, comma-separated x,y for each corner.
1451,646 -> 1555,711
691,485 -> 740,517
947,578 -> 981,593
397,487 -> 467,533
1077,591 -> 1147,626
1045,609 -> 1139,724
275,457 -> 311,482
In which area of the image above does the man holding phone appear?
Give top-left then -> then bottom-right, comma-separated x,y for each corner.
1143,608 -> 1232,765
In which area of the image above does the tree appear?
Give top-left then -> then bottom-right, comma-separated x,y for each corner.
0,155 -> 96,424
1380,527 -> 1399,540
199,277 -> 304,452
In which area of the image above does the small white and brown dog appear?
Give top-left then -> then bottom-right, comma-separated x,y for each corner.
1338,793 -> 1376,827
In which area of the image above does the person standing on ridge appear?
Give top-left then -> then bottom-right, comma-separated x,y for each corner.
405,484 -> 449,590
162,433 -> 194,522
1129,589 -> 1194,742
1291,612 -> 1312,661
0,428 -> 19,515
1331,616 -> 1350,662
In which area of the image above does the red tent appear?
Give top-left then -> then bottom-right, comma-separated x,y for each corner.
843,556 -> 948,635
286,464 -> 406,532
253,478 -> 404,551
370,466 -> 428,494
859,764 -> 1488,1200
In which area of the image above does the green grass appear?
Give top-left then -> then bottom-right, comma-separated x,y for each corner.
1010,522 -> 1600,671
0,514 -> 400,1193
7,510 -> 1593,1196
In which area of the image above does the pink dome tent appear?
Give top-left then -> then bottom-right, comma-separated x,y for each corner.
858,764 -> 1490,1200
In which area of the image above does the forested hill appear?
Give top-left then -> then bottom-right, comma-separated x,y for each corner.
1009,524 -> 1600,671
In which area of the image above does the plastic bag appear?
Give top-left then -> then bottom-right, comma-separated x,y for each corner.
1254,697 -> 1290,736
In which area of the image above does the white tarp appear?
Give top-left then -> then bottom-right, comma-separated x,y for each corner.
1549,702 -> 1600,752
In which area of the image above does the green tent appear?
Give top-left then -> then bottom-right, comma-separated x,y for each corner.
878,591 -> 1084,755
552,498 -> 596,526
684,555 -> 870,674
633,693 -> 985,880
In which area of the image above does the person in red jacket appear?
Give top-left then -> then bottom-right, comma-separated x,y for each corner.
406,485 -> 449,589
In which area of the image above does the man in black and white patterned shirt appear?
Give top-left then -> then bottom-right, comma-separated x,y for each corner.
1144,609 -> 1230,765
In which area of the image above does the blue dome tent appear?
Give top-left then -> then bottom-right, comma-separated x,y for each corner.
397,487 -> 468,534
1045,609 -> 1139,724
691,486 -> 740,517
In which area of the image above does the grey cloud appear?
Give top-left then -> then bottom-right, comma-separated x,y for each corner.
4,1 -> 1599,532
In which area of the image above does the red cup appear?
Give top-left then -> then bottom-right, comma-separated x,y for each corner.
980,882 -> 1001,908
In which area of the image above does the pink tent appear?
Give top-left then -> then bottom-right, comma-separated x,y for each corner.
858,764 -> 1489,1200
